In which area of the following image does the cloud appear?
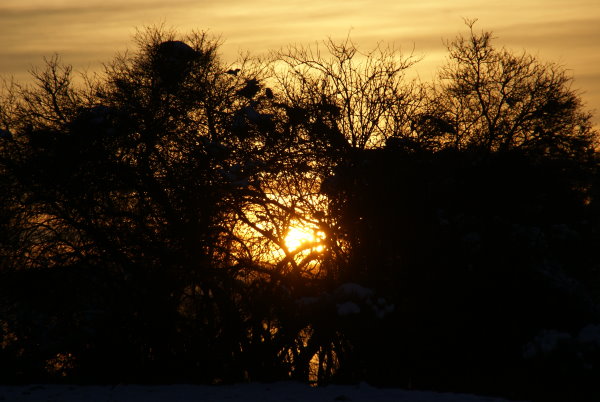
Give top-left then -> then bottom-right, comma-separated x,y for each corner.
1,0 -> 599,124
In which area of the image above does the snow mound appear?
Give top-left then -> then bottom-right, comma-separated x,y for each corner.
337,301 -> 361,316
0,382 -> 514,402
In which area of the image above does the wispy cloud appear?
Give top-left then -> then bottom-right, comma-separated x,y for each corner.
1,0 -> 599,122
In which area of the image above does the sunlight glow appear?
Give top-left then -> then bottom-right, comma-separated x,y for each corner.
284,225 -> 325,253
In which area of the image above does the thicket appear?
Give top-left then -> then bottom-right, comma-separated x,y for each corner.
1,22 -> 599,401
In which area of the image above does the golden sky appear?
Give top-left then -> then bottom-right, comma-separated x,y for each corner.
1,0 -> 599,122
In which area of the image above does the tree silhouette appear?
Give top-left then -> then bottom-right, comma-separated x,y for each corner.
272,36 -> 420,151
415,19 -> 597,160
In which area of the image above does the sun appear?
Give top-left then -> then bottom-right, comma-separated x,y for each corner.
284,225 -> 325,253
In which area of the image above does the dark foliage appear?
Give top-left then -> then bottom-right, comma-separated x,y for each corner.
322,146 -> 600,399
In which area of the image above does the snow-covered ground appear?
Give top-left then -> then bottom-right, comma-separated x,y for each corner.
0,382 -> 518,402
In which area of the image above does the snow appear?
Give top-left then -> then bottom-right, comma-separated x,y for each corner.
0,382 -> 515,402
337,300 -> 361,316
578,324 -> 600,345
522,329 -> 572,358
335,283 -> 395,319
336,283 -> 373,299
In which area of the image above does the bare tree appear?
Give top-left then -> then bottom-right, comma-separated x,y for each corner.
418,20 -> 598,158
272,36 -> 420,150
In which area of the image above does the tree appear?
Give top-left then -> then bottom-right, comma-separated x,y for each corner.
0,26 -> 276,382
0,26 -> 355,384
272,36 -> 420,151
415,20 -> 597,160
319,23 -> 600,399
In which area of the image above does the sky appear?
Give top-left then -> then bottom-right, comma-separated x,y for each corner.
1,0 -> 599,123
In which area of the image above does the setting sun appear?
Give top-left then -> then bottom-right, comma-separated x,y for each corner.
284,225 -> 325,253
